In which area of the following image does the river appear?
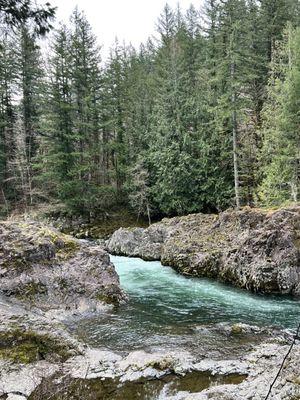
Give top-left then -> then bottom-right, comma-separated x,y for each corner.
70,256 -> 300,357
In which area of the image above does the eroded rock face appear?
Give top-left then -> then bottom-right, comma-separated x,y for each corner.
0,219 -> 126,398
0,220 -> 126,313
107,207 -> 300,295
107,225 -> 169,260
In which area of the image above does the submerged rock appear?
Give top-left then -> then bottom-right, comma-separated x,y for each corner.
107,207 -> 300,295
169,342 -> 300,400
0,219 -> 126,313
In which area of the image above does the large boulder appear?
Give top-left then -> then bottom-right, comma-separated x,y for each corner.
107,225 -> 169,260
107,207 -> 300,295
0,219 -> 126,313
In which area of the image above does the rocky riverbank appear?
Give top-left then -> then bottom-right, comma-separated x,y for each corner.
0,213 -> 300,399
107,207 -> 300,295
0,218 -> 126,397
1,330 -> 299,400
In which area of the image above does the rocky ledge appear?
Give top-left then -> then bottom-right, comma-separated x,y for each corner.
0,219 -> 127,398
170,340 -> 300,400
107,206 -> 300,295
2,335 -> 298,400
0,219 -> 126,313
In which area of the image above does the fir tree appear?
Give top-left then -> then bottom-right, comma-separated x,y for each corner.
17,26 -> 44,205
0,31 -> 17,212
259,26 -> 300,205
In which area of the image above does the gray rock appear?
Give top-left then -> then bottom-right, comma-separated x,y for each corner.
0,361 -> 59,398
0,295 -> 83,399
7,395 -> 27,400
193,359 -> 249,376
63,349 -> 123,380
107,207 -> 300,295
166,342 -> 300,400
2,331 -> 299,400
0,294 -> 84,360
0,219 -> 126,312
107,225 -> 169,260
64,349 -> 194,382
0,219 -> 128,398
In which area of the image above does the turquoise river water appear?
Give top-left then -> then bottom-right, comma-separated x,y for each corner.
72,256 -> 300,356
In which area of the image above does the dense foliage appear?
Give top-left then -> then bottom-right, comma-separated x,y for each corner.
0,1 -> 299,219
0,0 -> 55,35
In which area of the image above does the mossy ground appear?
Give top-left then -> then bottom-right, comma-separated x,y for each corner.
38,226 -> 80,260
0,328 -> 73,364
14,281 -> 48,302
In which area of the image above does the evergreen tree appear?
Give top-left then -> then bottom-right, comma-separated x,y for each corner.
127,158 -> 152,224
1,2 -> 300,218
149,5 -> 201,215
68,8 -> 103,214
37,24 -> 74,203
0,31 -> 17,212
0,0 -> 56,35
258,0 -> 300,62
102,41 -> 129,195
17,26 -> 44,205
259,26 -> 300,205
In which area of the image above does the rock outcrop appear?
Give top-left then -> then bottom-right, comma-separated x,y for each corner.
0,294 -> 83,360
0,294 -> 83,399
0,219 -> 126,313
0,219 -> 126,398
169,342 -> 300,400
5,338 -> 299,400
107,207 -> 300,295
106,225 -> 168,260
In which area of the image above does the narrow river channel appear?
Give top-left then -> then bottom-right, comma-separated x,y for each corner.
70,256 -> 300,357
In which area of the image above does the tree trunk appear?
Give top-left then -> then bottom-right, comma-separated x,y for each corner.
231,62 -> 240,209
146,202 -> 151,226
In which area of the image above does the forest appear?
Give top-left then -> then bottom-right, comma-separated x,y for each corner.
0,0 -> 299,221
0,3 -> 300,399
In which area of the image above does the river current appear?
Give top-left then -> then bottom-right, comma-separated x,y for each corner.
71,255 -> 300,356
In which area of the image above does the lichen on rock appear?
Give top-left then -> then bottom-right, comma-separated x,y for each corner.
107,206 -> 300,295
0,219 -> 126,313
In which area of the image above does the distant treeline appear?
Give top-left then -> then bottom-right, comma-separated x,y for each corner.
0,0 -> 299,219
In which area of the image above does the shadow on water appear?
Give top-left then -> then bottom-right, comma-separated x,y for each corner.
29,371 -> 247,400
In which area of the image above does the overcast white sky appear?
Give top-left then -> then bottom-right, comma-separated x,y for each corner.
49,0 -> 203,57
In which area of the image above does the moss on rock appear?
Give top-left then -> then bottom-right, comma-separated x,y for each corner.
0,218 -> 126,310
0,328 -> 75,364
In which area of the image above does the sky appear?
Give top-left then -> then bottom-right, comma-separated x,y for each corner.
49,0 -> 204,58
